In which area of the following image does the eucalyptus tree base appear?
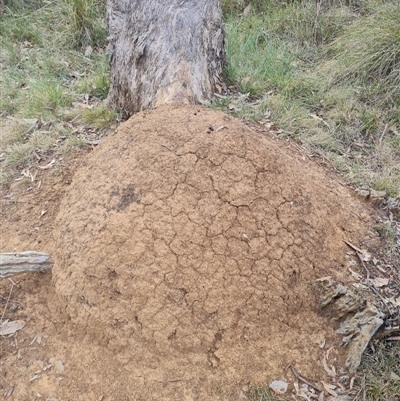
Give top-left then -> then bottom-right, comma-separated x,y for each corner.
106,0 -> 225,117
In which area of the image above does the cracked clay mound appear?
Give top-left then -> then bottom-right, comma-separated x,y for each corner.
53,104 -> 372,399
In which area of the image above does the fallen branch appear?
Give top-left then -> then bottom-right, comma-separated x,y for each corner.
0,252 -> 52,278
290,364 -> 322,392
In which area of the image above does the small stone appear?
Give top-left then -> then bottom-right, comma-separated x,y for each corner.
54,360 -> 64,374
241,384 -> 249,393
269,380 -> 288,395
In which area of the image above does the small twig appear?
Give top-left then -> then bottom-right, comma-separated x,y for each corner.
357,253 -> 371,283
379,123 -> 388,144
362,374 -> 366,401
22,121 -> 41,137
356,252 -> 391,315
290,364 -> 322,392
70,114 -> 81,124
344,240 -> 391,313
343,240 -> 364,255
0,280 -> 15,325
160,144 -> 181,156
344,240 -> 371,282
369,284 -> 392,315
0,296 -> 24,308
387,336 -> 400,341
352,387 -> 362,401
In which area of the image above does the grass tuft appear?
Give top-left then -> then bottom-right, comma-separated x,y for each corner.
328,2 -> 400,111
356,342 -> 400,401
249,387 -> 280,401
80,103 -> 117,129
63,0 -> 107,48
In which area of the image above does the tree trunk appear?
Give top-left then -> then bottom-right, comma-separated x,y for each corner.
106,0 -> 225,117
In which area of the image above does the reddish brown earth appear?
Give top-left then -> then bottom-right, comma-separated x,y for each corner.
0,105 -> 381,400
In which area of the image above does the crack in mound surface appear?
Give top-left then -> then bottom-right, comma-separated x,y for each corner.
53,104 -> 373,399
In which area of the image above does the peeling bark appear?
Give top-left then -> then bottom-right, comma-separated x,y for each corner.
106,0 -> 225,117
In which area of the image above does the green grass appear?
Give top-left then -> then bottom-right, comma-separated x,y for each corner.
217,0 -> 400,198
80,104 -> 117,129
355,342 -> 400,401
248,387 -> 281,401
63,0 -> 107,48
0,0 -> 114,184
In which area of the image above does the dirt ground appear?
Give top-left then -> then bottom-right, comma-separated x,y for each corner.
0,105 -> 384,400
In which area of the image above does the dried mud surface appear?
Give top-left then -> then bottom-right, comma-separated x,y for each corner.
30,104 -> 376,400
0,105 -> 383,401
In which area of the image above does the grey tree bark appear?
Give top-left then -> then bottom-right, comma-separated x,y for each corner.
106,0 -> 225,117
0,252 -> 52,278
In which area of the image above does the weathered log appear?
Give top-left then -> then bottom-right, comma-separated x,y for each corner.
106,0 -> 225,117
0,252 -> 52,278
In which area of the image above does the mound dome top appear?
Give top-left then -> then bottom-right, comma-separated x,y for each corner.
54,104 -> 372,399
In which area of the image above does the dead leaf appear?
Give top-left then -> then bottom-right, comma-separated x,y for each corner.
348,268 -> 362,280
370,277 -> 389,287
30,374 -> 41,382
343,241 -> 371,262
0,319 -> 26,336
29,334 -> 39,345
390,371 -> 400,381
243,4 -> 251,16
269,380 -> 288,395
316,276 -> 332,282
4,387 -> 14,397
369,189 -> 386,199
39,210 -> 47,218
21,118 -> 38,125
84,45 -> 93,57
309,113 -> 330,129
37,159 -> 55,170
322,356 -> 336,378
376,265 -> 387,273
72,102 -> 93,109
359,249 -> 372,262
321,381 -> 338,397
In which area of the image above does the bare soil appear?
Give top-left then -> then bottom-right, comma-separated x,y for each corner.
0,105 -> 380,400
